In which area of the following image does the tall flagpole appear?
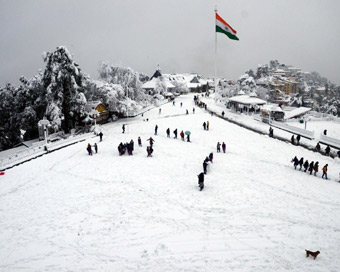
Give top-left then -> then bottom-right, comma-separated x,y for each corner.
214,7 -> 217,93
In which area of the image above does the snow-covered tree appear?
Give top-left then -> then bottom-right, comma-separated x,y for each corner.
42,46 -> 86,133
0,84 -> 21,150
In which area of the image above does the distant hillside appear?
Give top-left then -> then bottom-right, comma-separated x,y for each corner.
217,60 -> 340,116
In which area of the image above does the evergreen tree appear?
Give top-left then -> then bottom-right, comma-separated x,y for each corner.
42,46 -> 86,133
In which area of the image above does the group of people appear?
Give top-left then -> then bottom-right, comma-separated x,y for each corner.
291,134 -> 301,145
198,152 -> 214,191
202,121 -> 210,130
86,143 -> 98,156
118,140 -> 134,155
162,125 -> 190,142
291,156 -> 329,179
216,142 -> 226,153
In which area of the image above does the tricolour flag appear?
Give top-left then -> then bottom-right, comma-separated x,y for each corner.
216,13 -> 239,41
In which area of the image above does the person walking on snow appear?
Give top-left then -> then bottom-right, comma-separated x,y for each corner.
122,124 -> 125,133
322,164 -> 328,179
138,136 -> 142,146
94,143 -> 98,154
298,157 -> 304,170
173,128 -> 178,139
291,135 -> 295,145
99,132 -> 103,142
303,160 -> 309,172
166,128 -> 170,138
222,142 -> 226,153
207,121 -> 210,130
292,156 -> 299,170
155,125 -> 158,135
217,142 -> 221,153
180,130 -> 185,141
198,172 -> 205,191
308,161 -> 314,175
203,122 -> 206,130
314,161 -> 319,176
325,145 -> 331,156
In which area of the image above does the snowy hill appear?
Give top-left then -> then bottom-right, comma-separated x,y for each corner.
1,94 -> 340,271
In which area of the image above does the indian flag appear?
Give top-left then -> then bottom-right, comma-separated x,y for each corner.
216,13 -> 239,41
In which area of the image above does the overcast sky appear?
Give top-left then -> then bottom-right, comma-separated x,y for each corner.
1,0 -> 340,86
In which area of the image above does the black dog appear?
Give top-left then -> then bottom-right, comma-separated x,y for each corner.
305,249 -> 320,260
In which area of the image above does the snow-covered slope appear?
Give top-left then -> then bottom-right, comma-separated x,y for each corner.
1,94 -> 339,271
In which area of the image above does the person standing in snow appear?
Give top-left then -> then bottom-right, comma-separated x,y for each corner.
87,143 -> 93,156
193,107 -> 195,114
269,127 -> 274,137
138,136 -> 142,146
203,160 -> 208,174
313,161 -> 319,176
198,172 -> 205,191
203,122 -> 206,130
166,128 -> 170,138
315,142 -> 321,152
298,157 -> 304,171
322,164 -> 328,179
99,132 -> 103,142
130,139 -> 134,151
291,135 -> 295,145
217,142 -> 221,153
209,152 -> 213,163
155,125 -> 158,135
122,124 -> 125,134
222,111 -> 225,117
297,135 -> 301,145
186,133 -> 190,142
147,146 -> 153,157
222,142 -> 226,153
303,160 -> 309,172
180,130 -> 185,141
94,143 -> 98,154
173,128 -> 178,139
206,121 -> 210,130
292,156 -> 299,170
147,137 -> 155,147
325,145 -> 331,156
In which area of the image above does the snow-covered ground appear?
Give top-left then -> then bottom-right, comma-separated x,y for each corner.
1,94 -> 340,271
289,119 -> 340,139
203,96 -> 340,154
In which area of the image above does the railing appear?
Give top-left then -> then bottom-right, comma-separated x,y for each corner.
319,134 -> 340,149
270,120 -> 314,139
0,133 -> 95,170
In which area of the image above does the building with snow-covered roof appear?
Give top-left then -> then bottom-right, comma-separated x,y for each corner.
85,101 -> 109,124
260,104 -> 285,122
164,73 -> 209,93
142,69 -> 175,94
226,94 -> 266,114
